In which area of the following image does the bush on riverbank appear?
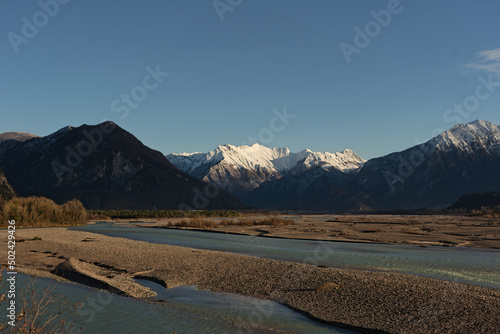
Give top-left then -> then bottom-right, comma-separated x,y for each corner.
0,196 -> 88,227
171,217 -> 294,229
89,209 -> 240,219
448,205 -> 500,218
221,217 -> 294,227
470,205 -> 500,218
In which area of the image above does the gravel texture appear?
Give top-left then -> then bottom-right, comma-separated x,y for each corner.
3,227 -> 499,334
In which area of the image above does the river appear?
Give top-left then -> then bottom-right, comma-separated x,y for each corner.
7,221 -> 498,333
75,222 -> 500,288
2,273 -> 352,333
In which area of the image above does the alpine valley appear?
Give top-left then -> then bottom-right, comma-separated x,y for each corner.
0,119 -> 499,212
169,120 -> 500,211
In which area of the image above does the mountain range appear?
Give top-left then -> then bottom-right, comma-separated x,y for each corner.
0,119 -> 499,212
170,120 -> 500,211
0,122 -> 243,210
167,144 -> 365,197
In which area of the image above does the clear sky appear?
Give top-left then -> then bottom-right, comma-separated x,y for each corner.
1,0 -> 500,159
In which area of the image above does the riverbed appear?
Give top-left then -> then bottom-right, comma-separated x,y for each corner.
75,222 -> 500,288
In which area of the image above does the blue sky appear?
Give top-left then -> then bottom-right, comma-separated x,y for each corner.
1,0 -> 500,159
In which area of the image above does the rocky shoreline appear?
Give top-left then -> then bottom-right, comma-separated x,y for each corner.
125,213 -> 500,249
4,227 -> 500,333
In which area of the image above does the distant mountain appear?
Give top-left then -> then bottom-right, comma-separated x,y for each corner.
0,122 -> 243,210
0,169 -> 16,200
449,190 -> 500,211
354,119 -> 500,210
246,120 -> 500,211
0,132 -> 39,142
2,119 -> 498,212
245,164 -> 371,211
167,143 -> 365,197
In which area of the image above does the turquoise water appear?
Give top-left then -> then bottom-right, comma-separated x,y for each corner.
5,222 -> 498,333
1,273 -> 352,333
75,222 -> 500,288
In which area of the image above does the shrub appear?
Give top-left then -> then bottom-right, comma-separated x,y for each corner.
221,217 -> 294,227
170,217 -> 294,229
0,197 -> 88,228
88,209 -> 240,219
176,218 -> 216,229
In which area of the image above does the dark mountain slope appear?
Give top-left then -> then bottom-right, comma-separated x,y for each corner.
245,120 -> 500,211
355,120 -> 500,210
0,168 -> 16,200
0,122 -> 243,210
449,191 -> 500,210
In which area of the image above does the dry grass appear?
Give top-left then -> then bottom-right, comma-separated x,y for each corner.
222,217 -> 294,227
87,213 -> 112,221
0,197 -> 88,228
471,206 -> 500,218
175,217 -> 216,229
169,217 -> 294,229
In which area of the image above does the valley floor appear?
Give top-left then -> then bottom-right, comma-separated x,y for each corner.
2,225 -> 499,334
133,214 -> 500,249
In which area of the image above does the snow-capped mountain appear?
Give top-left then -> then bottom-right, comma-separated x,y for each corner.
2,119 -> 498,212
352,119 -> 500,210
246,119 -> 500,211
430,119 -> 500,153
167,143 -> 365,196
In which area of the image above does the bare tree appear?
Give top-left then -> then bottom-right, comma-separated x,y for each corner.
1,272 -> 82,333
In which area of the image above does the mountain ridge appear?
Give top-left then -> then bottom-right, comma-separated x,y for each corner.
1,119 -> 498,212
167,143 -> 366,197
0,132 -> 39,142
0,122 -> 244,210
244,119 -> 500,211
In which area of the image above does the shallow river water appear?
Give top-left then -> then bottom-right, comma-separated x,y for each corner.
76,222 -> 500,288
3,273 -> 352,333
10,221 -> 497,333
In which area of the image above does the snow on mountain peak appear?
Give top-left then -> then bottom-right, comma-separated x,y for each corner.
432,120 -> 500,152
167,144 -> 365,175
